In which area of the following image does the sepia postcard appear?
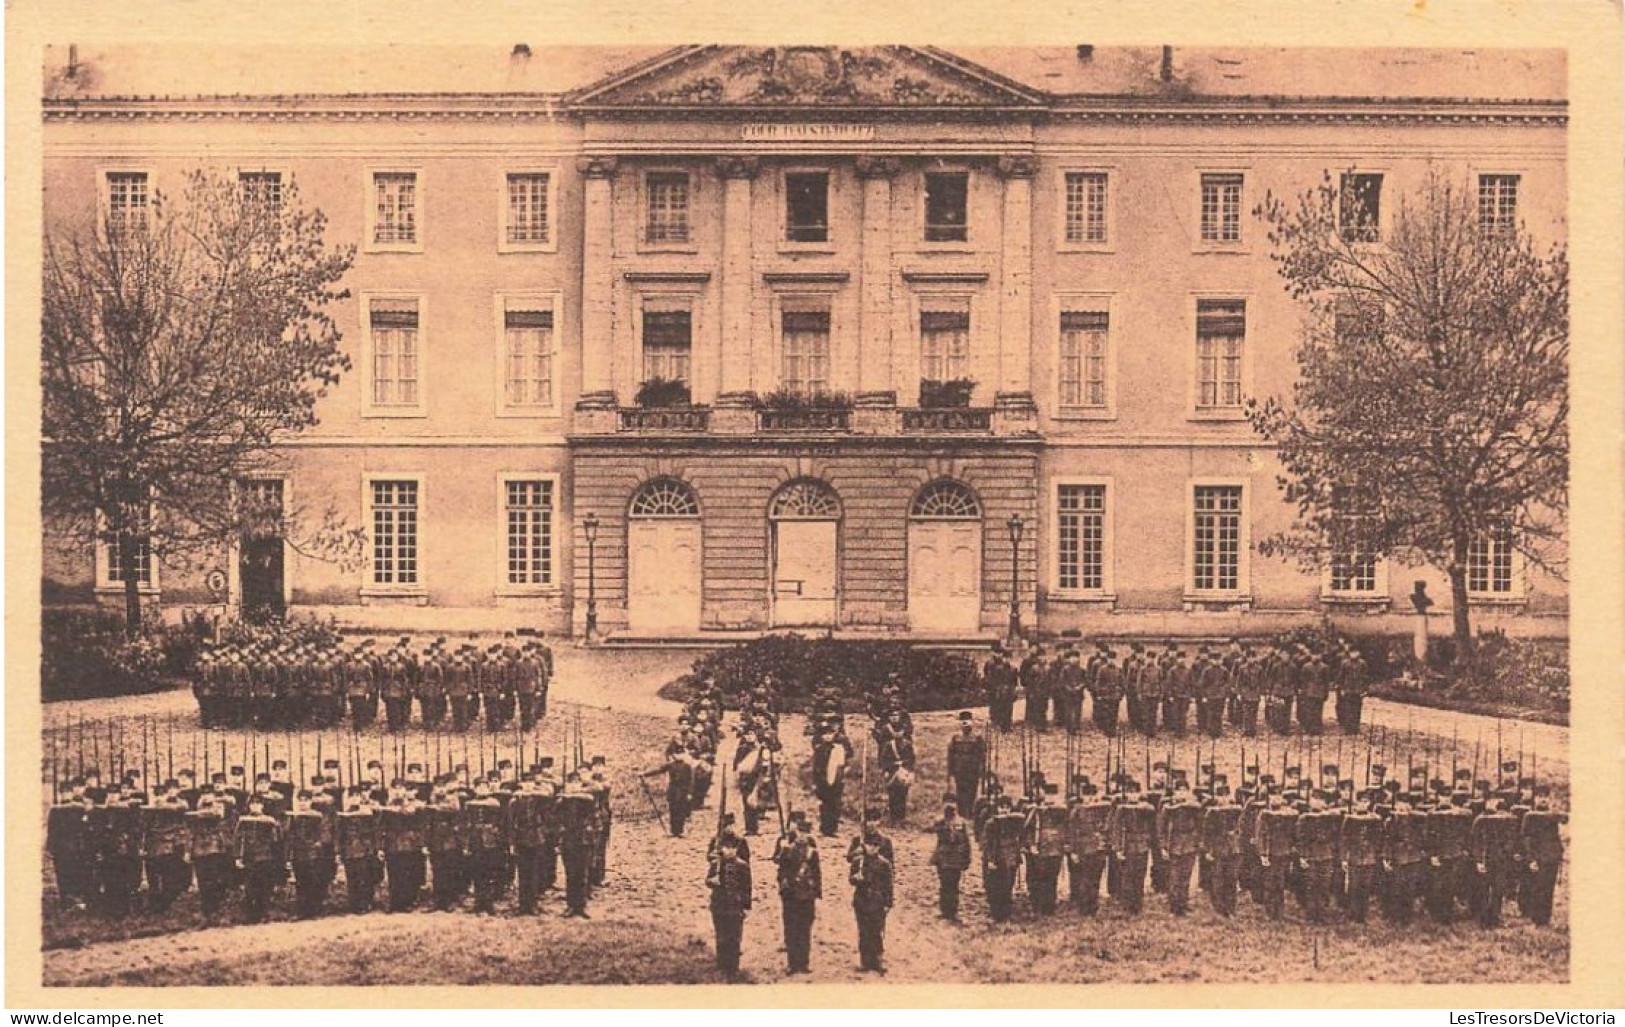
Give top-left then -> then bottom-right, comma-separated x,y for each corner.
6,0 -> 1623,1011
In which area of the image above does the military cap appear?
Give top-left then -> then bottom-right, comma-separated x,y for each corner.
957,711 -> 974,722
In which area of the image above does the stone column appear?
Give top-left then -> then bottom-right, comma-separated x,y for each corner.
856,156 -> 901,404
576,156 -> 619,413
716,156 -> 759,405
995,154 -> 1038,420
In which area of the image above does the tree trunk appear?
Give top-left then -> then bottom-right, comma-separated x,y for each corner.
1446,560 -> 1473,664
118,531 -> 142,637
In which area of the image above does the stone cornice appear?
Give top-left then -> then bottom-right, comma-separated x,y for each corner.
43,93 -> 1567,128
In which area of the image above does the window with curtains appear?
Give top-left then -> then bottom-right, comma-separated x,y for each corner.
1192,485 -> 1244,593
369,298 -> 420,408
504,480 -> 554,587
920,305 -> 971,383
642,307 -> 693,385
503,304 -> 554,409
645,172 -> 691,245
1063,172 -> 1108,244
1195,299 -> 1245,411
780,308 -> 832,394
1058,309 -> 1109,411
369,480 -> 419,587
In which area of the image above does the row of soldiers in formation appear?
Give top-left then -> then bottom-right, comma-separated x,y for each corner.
44,748 -> 617,924
194,631 -> 554,734
981,635 -> 1369,738
941,731 -> 1565,929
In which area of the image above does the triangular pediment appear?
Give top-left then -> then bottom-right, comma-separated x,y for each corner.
569,46 -> 1045,111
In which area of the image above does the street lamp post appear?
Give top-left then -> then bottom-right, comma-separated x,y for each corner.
1006,512 -> 1024,645
583,512 -> 600,644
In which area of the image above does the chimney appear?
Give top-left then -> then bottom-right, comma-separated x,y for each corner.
1076,45 -> 1094,62
67,43 -> 79,79
1160,45 -> 1174,82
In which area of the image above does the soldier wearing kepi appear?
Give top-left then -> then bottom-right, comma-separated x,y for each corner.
928,796 -> 973,920
286,789 -> 338,919
1471,793 -> 1521,927
644,742 -> 696,837
1200,778 -> 1244,917
187,793 -> 237,916
337,787 -> 384,913
236,796 -> 285,923
143,784 -> 192,912
1256,787 -> 1300,920
45,786 -> 91,910
983,645 -> 1018,731
981,795 -> 1025,922
1518,786 -> 1565,926
706,826 -> 753,975
774,811 -> 822,974
1110,783 -> 1157,914
464,784 -> 510,914
812,723 -> 854,838
1066,775 -> 1111,915
558,779 -> 598,918
849,810 -> 895,974
1157,777 -> 1205,916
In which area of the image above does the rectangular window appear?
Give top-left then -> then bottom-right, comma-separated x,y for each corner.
106,172 -> 149,234
919,304 -> 971,383
781,308 -> 832,394
924,172 -> 969,242
103,534 -> 153,586
504,480 -> 554,587
1057,484 -> 1107,592
1196,299 -> 1246,410
503,304 -> 554,408
1064,172 -> 1108,245
645,172 -> 691,245
239,171 -> 283,211
1200,173 -> 1244,243
372,173 -> 418,246
1328,508 -> 1379,594
370,480 -> 419,587
1058,309 -> 1109,410
785,171 -> 830,243
1192,485 -> 1243,592
369,298 -> 420,408
1478,174 -> 1519,236
1339,172 -> 1383,243
506,173 -> 551,245
1467,525 -> 1517,595
641,307 -> 693,385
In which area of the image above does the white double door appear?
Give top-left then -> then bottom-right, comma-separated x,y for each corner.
772,520 -> 838,627
907,520 -> 983,633
627,519 -> 702,634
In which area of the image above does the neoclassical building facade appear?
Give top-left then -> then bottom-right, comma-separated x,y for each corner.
41,44 -> 1569,639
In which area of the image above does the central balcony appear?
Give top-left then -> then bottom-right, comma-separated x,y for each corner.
758,408 -> 852,432
577,388 -> 1036,440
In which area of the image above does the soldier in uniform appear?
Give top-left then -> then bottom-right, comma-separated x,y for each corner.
812,724 -> 854,838
1297,652 -> 1329,735
427,779 -> 469,910
46,786 -> 91,910
1162,646 -> 1192,736
514,642 -> 543,731
1471,793 -> 1522,927
1233,645 -> 1263,737
773,811 -> 822,973
1256,787 -> 1299,919
92,799 -> 145,916
379,782 -> 429,912
337,788 -> 383,913
587,755 -> 613,887
236,797 -> 284,923
1134,646 -> 1164,737
928,797 -> 972,920
1295,790 -> 1340,922
464,785 -> 510,914
1341,789 -> 1384,922
1264,647 -> 1295,735
142,785 -> 192,912
946,712 -> 987,825
981,795 -> 1024,922
1020,644 -> 1050,730
1200,779 -> 1244,916
446,647 -> 475,732
875,711 -> 916,824
419,641 -> 448,729
849,811 -> 895,974
1518,787 -> 1564,926
1154,779 -> 1202,916
1022,782 -> 1067,915
644,744 -> 696,837
509,780 -> 551,915
286,790 -> 338,918
1110,784 -> 1157,914
1064,775 -> 1110,915
706,828 -> 753,975
558,781 -> 598,917
1093,648 -> 1126,737
984,646 -> 1018,731
1425,788 -> 1474,923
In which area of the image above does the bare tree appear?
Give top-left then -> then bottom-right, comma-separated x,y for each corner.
1249,168 -> 1568,657
43,169 -> 360,633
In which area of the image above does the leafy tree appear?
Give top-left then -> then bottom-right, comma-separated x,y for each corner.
1249,169 -> 1568,657
43,169 -> 361,633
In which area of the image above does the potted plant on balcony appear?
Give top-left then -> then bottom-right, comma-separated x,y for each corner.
634,377 -> 693,408
918,378 -> 977,408
756,388 -> 855,412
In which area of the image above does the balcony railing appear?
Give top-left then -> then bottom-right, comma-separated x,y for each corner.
758,408 -> 852,432
618,407 -> 711,432
900,408 -> 994,433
